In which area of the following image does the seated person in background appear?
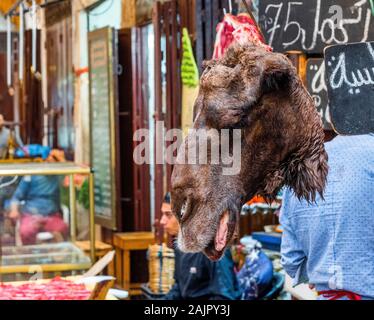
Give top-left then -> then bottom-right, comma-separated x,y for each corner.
160,193 -> 241,300
280,134 -> 374,300
8,150 -> 68,245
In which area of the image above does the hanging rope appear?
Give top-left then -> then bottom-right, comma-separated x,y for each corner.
241,0 -> 265,41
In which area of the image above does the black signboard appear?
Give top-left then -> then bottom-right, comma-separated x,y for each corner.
306,58 -> 332,130
325,41 -> 374,135
259,0 -> 374,53
88,27 -> 119,230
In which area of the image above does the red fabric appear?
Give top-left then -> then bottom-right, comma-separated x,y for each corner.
20,213 -> 68,245
318,290 -> 362,300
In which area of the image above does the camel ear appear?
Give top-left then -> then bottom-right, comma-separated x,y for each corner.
262,54 -> 295,93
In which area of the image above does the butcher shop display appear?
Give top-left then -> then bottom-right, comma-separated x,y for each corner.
0,275 -> 116,300
0,277 -> 91,300
0,251 -> 116,300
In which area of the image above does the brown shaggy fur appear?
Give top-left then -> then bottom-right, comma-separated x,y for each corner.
171,43 -> 328,260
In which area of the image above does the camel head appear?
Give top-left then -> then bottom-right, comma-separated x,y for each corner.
171,43 -> 328,261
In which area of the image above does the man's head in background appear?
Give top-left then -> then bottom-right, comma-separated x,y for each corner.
160,192 -> 179,237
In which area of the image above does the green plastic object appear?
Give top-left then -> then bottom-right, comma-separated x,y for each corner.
181,28 -> 199,88
78,178 -> 90,210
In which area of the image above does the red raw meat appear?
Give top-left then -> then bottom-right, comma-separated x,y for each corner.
0,277 -> 91,300
213,13 -> 272,60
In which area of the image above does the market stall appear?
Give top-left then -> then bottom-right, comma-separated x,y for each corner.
0,276 -> 114,300
0,162 -> 96,282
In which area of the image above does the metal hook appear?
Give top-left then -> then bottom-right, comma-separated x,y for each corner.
31,0 -> 37,73
19,1 -> 24,82
6,15 -> 12,88
229,0 -> 233,14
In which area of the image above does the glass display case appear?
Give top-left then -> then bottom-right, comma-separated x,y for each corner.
0,162 -> 96,282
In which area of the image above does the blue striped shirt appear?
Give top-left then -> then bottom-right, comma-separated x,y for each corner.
280,134 -> 374,299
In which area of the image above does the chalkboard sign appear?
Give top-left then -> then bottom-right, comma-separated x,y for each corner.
259,0 -> 374,53
306,58 -> 332,130
88,28 -> 119,230
325,41 -> 374,135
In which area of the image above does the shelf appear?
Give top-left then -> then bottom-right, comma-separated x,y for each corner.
0,162 -> 92,176
0,242 -> 91,275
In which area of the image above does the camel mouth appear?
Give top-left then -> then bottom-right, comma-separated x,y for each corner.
203,210 -> 237,261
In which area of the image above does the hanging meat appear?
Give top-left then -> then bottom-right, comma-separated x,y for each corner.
213,13 -> 272,60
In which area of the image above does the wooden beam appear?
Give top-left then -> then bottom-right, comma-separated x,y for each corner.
122,0 -> 154,28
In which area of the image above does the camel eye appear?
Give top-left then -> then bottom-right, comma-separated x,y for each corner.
180,201 -> 187,219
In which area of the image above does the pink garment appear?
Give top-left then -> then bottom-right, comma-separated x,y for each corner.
20,213 -> 68,245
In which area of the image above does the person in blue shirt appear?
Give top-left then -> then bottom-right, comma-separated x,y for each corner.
160,193 -> 241,300
280,134 -> 374,300
8,150 -> 68,245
